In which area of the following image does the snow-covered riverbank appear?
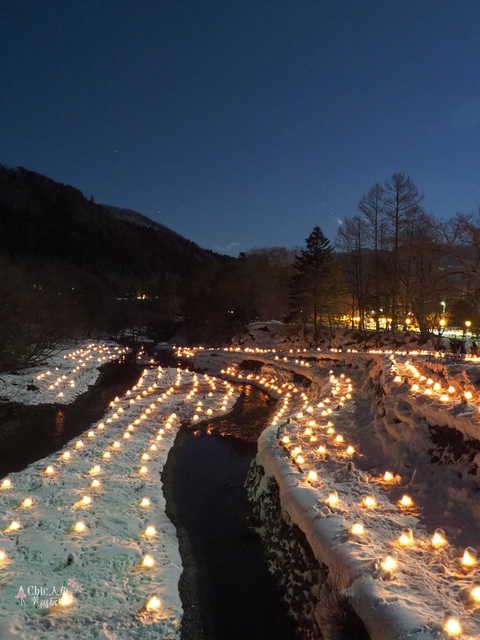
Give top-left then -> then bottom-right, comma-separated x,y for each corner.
0,341 -> 130,406
179,341 -> 480,640
0,352 -> 239,639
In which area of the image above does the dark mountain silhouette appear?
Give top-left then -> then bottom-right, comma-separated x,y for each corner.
0,164 -> 225,287
0,164 -> 240,369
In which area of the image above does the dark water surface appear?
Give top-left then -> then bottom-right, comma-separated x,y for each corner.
0,359 -> 142,478
159,350 -> 297,640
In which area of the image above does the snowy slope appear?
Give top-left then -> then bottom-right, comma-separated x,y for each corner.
0,355 -> 239,639
0,341 -> 130,406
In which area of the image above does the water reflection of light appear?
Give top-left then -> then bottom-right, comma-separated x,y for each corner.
55,409 -> 65,438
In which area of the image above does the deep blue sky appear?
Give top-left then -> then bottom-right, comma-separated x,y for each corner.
2,1 -> 480,255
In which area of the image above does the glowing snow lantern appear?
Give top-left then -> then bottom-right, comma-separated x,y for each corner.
113,441 -> 120,448
335,434 -> 344,443
0,548 -> 5,562
142,453 -> 150,461
308,470 -> 317,481
90,465 -> 101,475
448,386 -> 455,394
59,591 -> 74,607
296,455 -> 304,464
347,446 -> 355,454
462,547 -> 477,567
103,452 -> 111,459
82,496 -> 91,505
74,521 -> 85,532
143,554 -> 155,567
282,436 -> 290,443
351,521 -> 364,535
394,376 -> 402,383
144,525 -> 156,536
91,479 -> 100,488
440,394 -> 449,402
432,528 -> 446,548
381,551 -> 398,572
62,452 -> 71,460
139,466 -> 148,474
75,440 -> 84,449
45,466 -> 54,474
399,494 -> 413,507
146,595 -> 161,611
140,498 -> 150,507
411,384 -> 419,392
398,527 -> 414,546
1,479 -> 11,488
21,498 -> 32,508
362,495 -> 376,508
326,490 -> 339,505
470,581 -> 480,602
465,391 -> 473,400
318,445 -> 326,454
443,610 -> 462,636
384,471 -> 394,481
7,520 -> 20,531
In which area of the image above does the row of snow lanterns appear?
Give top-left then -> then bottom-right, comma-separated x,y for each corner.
392,357 -> 474,403
188,374 -> 235,422
277,367 -> 480,636
281,371 -> 355,464
36,344 -> 127,398
1,365 -> 171,534
221,365 -> 285,396
0,366 -> 212,614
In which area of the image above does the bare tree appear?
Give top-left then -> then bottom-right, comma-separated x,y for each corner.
359,182 -> 385,330
383,173 -> 424,331
336,215 -> 368,329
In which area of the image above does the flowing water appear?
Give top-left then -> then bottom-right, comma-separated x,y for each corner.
159,350 -> 297,640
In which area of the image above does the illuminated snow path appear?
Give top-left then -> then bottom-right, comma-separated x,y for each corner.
181,346 -> 480,640
0,341 -> 130,405
0,365 -> 239,640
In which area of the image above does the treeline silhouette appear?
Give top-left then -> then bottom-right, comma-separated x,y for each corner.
0,165 -> 295,370
4,164 -> 477,372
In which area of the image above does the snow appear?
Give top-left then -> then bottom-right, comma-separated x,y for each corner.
180,342 -> 480,640
0,341 -> 130,405
0,349 -> 240,639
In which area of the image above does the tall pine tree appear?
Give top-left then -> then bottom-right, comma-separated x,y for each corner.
290,226 -> 334,342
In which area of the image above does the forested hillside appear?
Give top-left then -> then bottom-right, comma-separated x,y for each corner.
0,165 -> 236,370
0,165 -> 221,285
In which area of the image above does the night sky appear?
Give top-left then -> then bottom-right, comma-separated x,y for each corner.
2,1 -> 480,255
